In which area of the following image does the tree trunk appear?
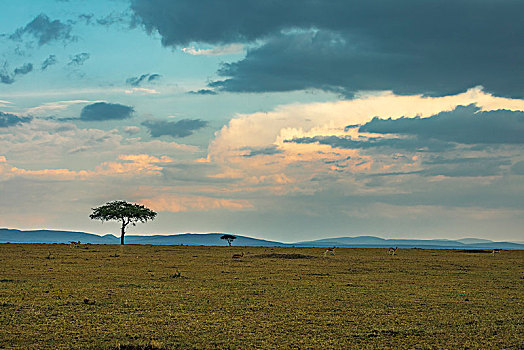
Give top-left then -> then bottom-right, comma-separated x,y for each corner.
120,222 -> 126,245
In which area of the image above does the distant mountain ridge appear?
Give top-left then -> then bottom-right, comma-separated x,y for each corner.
0,229 -> 286,247
295,236 -> 523,250
0,228 -> 522,250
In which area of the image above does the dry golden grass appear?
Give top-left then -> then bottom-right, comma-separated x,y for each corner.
0,244 -> 522,349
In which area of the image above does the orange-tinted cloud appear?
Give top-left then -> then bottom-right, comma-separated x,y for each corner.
1,154 -> 173,180
97,154 -> 172,176
140,194 -> 253,212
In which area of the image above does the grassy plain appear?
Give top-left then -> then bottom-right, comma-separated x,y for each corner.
0,244 -> 522,349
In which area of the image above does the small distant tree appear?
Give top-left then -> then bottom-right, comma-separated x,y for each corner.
221,234 -> 236,246
89,201 -> 157,245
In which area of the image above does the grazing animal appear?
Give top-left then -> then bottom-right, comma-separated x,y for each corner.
232,252 -> 244,259
69,241 -> 81,248
324,247 -> 336,257
492,249 -> 502,255
388,247 -> 398,255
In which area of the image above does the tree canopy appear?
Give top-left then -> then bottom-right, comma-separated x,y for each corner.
220,234 -> 236,246
90,200 -> 157,244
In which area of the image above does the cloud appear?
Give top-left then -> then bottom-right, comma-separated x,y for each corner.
96,12 -> 134,27
0,62 -> 34,85
77,13 -> 94,24
287,135 -> 454,153
96,154 -> 173,177
0,100 -> 12,108
3,88 -> 524,238
126,73 -> 161,87
204,89 -> 524,198
188,89 -> 217,95
139,194 -> 253,212
124,87 -> 159,95
419,156 -> 512,177
0,112 -> 32,128
0,154 -> 173,181
123,126 -> 140,135
511,161 -> 524,175
68,53 -> 90,66
182,44 -> 244,56
364,156 -> 513,178
0,118 -> 197,172
80,102 -> 134,121
147,73 -> 161,82
13,63 -> 33,76
131,0 -> 291,45
25,100 -> 99,116
131,1 -> 524,98
241,145 -> 283,157
77,11 -> 138,28
9,14 -> 73,46
0,73 -> 14,85
142,119 -> 208,138
41,55 -> 58,70
359,105 -> 524,144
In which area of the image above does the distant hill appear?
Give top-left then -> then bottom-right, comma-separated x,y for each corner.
0,229 -> 286,247
124,233 -> 287,247
0,228 -> 522,249
0,228 -> 117,244
456,238 -> 494,244
295,236 -> 523,250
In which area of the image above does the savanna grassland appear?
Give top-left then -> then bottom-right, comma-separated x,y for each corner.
0,244 -> 522,349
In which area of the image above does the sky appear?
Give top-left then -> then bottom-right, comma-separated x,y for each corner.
1,0 -> 523,242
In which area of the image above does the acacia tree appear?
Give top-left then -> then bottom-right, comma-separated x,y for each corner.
220,234 -> 236,246
90,201 -> 157,245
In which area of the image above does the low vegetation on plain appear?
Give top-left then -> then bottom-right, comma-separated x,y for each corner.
0,244 -> 522,349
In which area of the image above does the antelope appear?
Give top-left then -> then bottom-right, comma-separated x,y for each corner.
388,247 -> 398,255
492,249 -> 502,255
232,252 -> 244,259
324,247 -> 336,257
69,241 -> 81,248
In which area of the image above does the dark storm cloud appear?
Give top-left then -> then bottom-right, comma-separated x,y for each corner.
360,105 -> 524,144
80,102 -> 134,121
131,0 -> 293,45
142,119 -> 208,138
0,112 -> 32,127
209,31 -> 382,95
41,55 -> 58,70
126,73 -> 161,86
288,135 -> 454,153
9,14 -> 74,46
68,53 -> 90,66
13,63 -> 33,76
131,0 -> 524,97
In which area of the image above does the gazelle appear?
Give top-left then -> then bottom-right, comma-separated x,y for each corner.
492,249 -> 502,255
324,247 -> 336,257
69,241 -> 81,248
388,247 -> 398,255
232,252 -> 244,259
